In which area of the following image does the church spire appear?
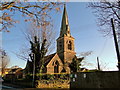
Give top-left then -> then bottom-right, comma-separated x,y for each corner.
60,4 -> 71,37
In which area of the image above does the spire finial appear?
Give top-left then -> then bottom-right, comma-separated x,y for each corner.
64,3 -> 66,7
60,4 -> 71,37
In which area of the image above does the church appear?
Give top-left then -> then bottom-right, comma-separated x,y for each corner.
25,5 -> 76,74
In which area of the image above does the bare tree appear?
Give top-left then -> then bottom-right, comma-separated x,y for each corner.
16,16 -> 55,62
79,51 -> 94,69
80,51 -> 93,57
0,1 -> 63,32
14,15 -> 55,87
88,0 -> 120,36
0,49 -> 10,76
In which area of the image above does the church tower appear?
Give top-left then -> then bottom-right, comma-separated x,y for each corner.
57,5 -> 76,65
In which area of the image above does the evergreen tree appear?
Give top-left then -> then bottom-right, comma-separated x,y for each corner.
69,56 -> 84,73
29,36 -> 47,87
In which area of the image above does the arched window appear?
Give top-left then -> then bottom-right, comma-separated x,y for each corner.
54,61 -> 59,73
59,42 -> 62,50
68,41 -> 72,50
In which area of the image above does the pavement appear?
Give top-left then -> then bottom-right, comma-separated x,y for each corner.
1,83 -> 70,90
1,83 -> 24,90
1,85 -> 16,89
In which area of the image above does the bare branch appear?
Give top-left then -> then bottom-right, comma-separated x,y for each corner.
88,1 -> 120,36
0,2 -> 63,32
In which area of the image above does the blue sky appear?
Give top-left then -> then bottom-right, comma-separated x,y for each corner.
2,2 -> 118,71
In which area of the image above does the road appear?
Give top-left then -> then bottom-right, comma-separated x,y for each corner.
2,85 -> 15,89
0,85 -> 17,90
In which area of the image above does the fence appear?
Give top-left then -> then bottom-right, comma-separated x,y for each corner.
70,71 -> 120,88
4,73 -> 70,88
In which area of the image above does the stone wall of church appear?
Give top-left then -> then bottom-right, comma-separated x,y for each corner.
63,36 -> 75,52
46,66 -> 54,73
57,36 -> 76,64
46,66 -> 63,74
64,51 -> 76,64
46,54 -> 63,74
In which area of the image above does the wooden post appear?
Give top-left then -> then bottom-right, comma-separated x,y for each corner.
111,18 -> 120,71
97,57 -> 100,71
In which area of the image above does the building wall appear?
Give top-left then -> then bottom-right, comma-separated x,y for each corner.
57,36 -> 75,64
70,71 -> 120,88
46,54 -> 63,74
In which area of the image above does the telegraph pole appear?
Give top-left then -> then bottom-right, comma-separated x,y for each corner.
111,18 -> 120,71
32,53 -> 35,88
97,57 -> 101,71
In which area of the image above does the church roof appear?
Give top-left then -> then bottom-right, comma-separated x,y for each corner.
44,53 -> 56,66
24,53 -> 56,73
24,53 -> 56,68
